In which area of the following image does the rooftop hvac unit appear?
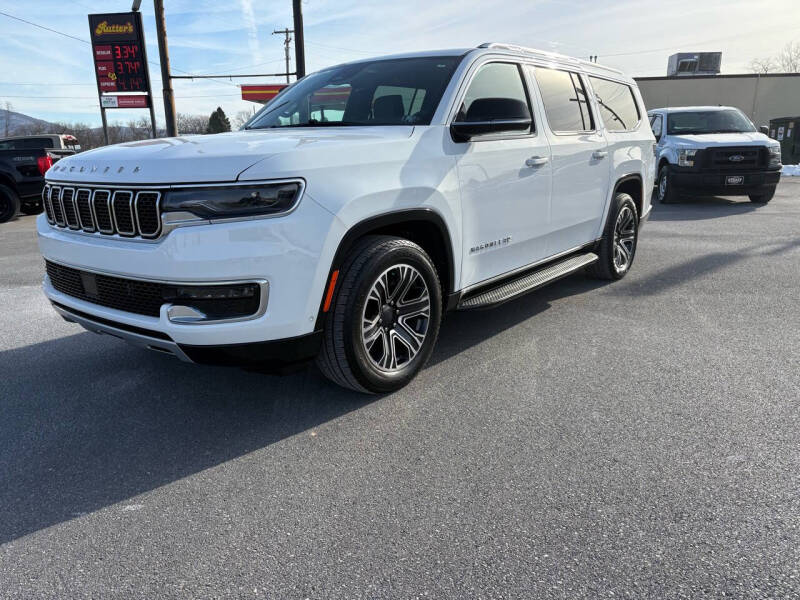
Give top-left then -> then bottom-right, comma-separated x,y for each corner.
667,52 -> 722,77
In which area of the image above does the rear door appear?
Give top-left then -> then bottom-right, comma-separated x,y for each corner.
528,66 -> 610,255
448,60 -> 552,288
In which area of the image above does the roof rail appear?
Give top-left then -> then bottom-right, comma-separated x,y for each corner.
476,42 -> 623,75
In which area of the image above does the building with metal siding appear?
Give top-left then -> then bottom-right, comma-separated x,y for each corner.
634,73 -> 800,128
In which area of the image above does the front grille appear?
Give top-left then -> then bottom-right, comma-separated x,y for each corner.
45,260 -> 263,320
75,189 -> 94,231
43,184 -> 162,239
61,188 -> 80,229
50,186 -> 64,225
706,146 -> 766,171
42,187 -> 54,223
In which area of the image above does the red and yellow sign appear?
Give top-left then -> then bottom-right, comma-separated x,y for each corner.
241,84 -> 288,103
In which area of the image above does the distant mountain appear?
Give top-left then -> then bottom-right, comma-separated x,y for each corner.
0,109 -> 54,136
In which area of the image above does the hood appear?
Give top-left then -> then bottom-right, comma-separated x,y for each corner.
45,127 -> 414,185
670,131 -> 774,148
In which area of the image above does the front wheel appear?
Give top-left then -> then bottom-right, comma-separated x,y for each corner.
317,236 -> 442,394
749,187 -> 776,204
588,192 -> 639,281
656,166 -> 679,204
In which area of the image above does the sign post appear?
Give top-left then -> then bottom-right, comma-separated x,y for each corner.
89,11 -> 157,144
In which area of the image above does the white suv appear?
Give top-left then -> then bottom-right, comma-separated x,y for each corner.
38,43 -> 655,393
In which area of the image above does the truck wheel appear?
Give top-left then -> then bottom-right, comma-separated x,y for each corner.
749,187 -> 776,204
317,235 -> 442,394
588,192 -> 639,281
20,201 -> 43,215
656,166 -> 678,204
0,184 -> 21,223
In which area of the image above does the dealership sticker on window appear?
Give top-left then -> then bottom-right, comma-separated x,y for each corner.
777,126 -> 785,141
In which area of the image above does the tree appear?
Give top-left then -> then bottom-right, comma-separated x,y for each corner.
177,112 -> 209,134
206,107 -> 231,134
750,57 -> 776,74
232,109 -> 254,130
777,40 -> 800,72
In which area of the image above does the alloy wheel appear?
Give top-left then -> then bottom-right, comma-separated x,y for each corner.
361,263 -> 431,372
612,206 -> 636,273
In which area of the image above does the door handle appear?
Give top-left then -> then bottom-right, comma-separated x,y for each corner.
525,156 -> 549,167
592,150 -> 608,160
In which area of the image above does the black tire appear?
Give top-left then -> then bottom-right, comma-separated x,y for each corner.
0,184 -> 21,223
588,192 -> 639,281
749,187 -> 776,204
656,165 -> 679,204
20,201 -> 43,215
317,235 -> 442,394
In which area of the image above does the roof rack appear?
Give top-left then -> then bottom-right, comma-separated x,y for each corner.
477,42 -> 623,75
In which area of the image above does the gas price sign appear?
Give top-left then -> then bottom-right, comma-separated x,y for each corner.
89,12 -> 152,96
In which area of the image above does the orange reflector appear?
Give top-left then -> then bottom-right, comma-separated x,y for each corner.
322,270 -> 339,312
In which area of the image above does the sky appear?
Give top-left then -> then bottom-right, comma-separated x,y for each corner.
1,0 -> 799,128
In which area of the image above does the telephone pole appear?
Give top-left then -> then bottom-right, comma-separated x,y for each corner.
154,0 -> 177,136
272,28 -> 293,83
292,0 -> 305,79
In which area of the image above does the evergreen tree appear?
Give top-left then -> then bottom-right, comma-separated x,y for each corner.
206,107 -> 231,134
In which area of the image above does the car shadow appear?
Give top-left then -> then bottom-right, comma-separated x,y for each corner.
0,272 -> 609,544
648,193 -> 760,222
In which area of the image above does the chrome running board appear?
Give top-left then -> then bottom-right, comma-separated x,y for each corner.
457,252 -> 598,310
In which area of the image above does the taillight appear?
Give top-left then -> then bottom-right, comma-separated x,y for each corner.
37,155 -> 54,176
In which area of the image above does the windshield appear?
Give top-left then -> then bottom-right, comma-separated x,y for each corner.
666,109 -> 756,135
246,56 -> 463,129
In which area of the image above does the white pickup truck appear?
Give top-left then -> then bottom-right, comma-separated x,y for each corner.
648,106 -> 782,204
38,43 -> 655,393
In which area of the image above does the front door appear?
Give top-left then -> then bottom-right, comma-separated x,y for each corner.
448,61 -> 552,289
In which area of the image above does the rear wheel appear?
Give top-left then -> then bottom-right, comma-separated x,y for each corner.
0,184 -> 20,223
588,192 -> 639,281
317,236 -> 442,394
749,187 -> 776,204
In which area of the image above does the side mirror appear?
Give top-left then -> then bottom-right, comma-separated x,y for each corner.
759,125 -> 769,135
451,98 -> 531,142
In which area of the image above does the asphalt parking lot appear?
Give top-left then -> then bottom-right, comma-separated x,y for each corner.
1,181 -> 799,599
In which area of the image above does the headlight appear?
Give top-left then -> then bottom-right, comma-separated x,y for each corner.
678,149 -> 698,167
768,145 -> 782,168
162,182 -> 302,220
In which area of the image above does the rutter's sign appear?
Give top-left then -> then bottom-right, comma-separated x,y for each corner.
94,21 -> 134,36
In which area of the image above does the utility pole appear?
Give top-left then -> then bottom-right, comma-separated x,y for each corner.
272,28 -> 293,83
154,0 -> 177,137
292,0 -> 305,79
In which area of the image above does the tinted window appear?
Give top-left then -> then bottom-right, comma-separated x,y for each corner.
457,62 -> 531,131
533,68 -> 593,133
589,77 -> 640,131
247,56 -> 462,129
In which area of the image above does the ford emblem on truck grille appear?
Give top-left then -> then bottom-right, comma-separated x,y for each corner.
728,154 -> 745,162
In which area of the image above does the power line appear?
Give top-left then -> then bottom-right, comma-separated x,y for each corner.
0,9 -> 239,88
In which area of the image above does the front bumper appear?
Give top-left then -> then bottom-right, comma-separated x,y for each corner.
37,193 -> 343,352
669,166 -> 781,195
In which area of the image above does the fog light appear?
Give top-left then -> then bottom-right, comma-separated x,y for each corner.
163,283 -> 263,322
